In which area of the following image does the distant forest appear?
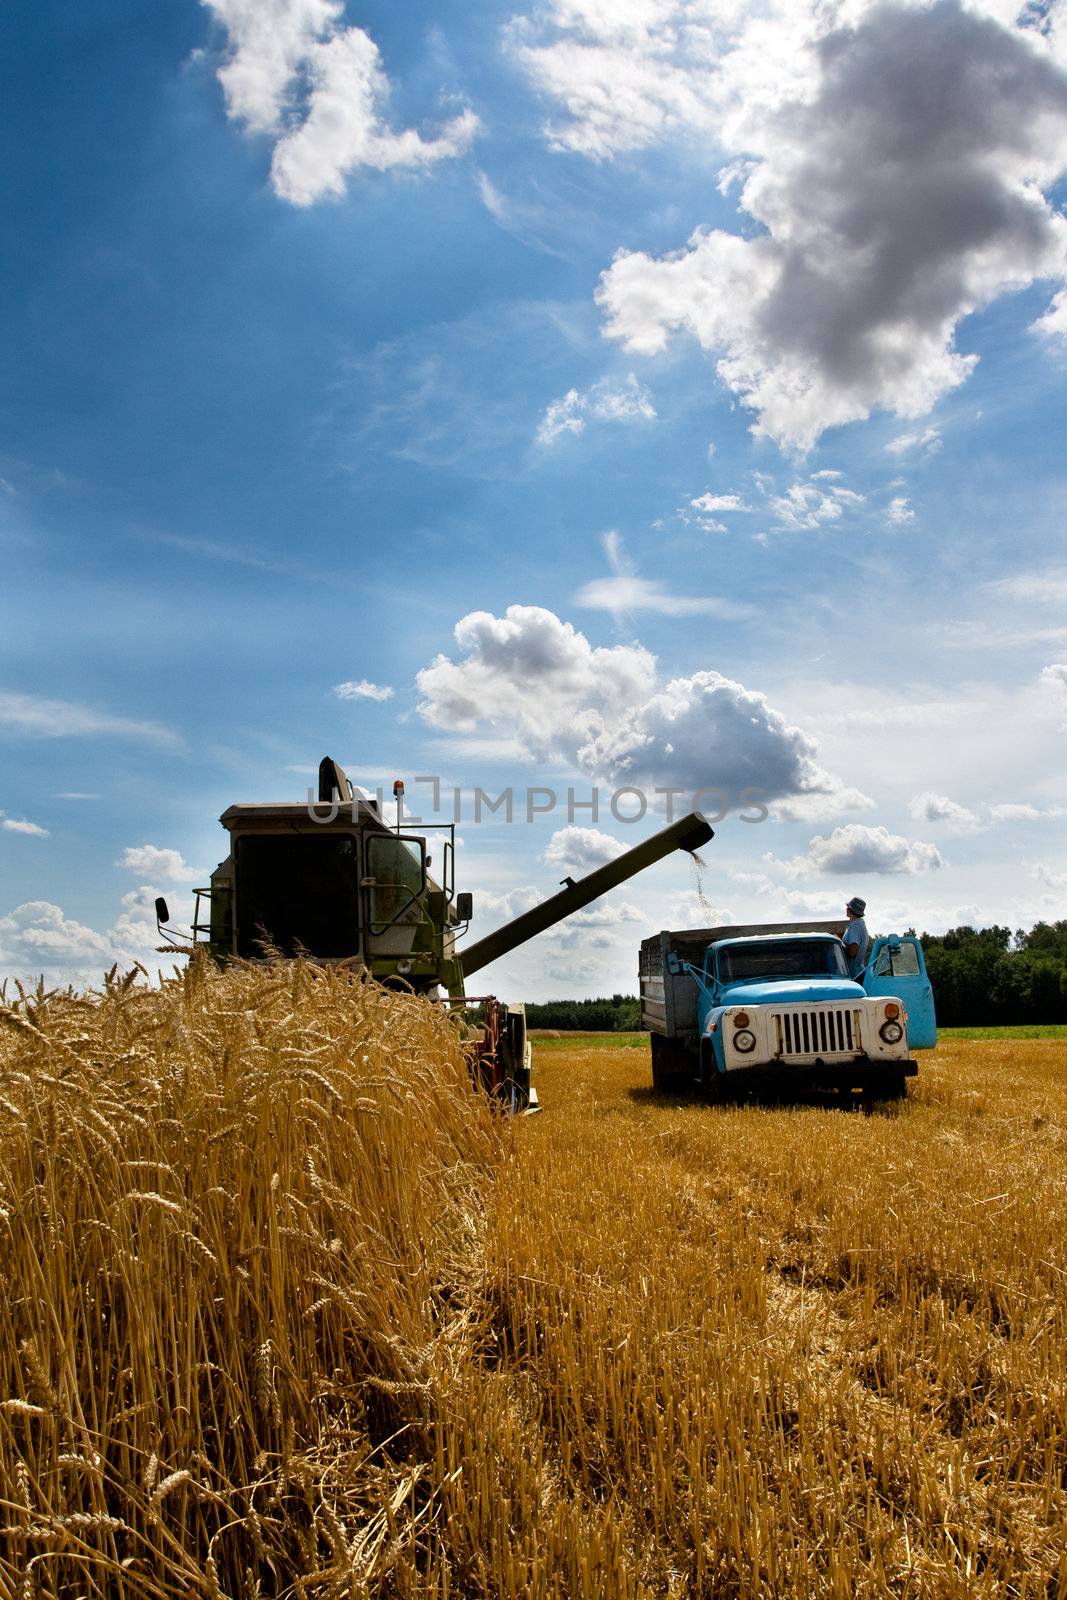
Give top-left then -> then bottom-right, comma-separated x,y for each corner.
526,995 -> 641,1031
918,921 -> 1067,1027
526,922 -> 1067,1030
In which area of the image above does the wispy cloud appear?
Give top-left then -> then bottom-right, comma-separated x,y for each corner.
0,690 -> 179,748
476,171 -> 570,260
575,531 -> 750,618
536,374 -> 655,445
1,816 -> 49,837
764,478 -> 865,531
886,425 -> 942,457
887,495 -> 915,524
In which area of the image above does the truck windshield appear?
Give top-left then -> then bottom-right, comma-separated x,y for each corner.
717,939 -> 850,982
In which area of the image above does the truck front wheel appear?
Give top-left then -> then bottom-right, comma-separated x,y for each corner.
651,1033 -> 691,1091
863,1071 -> 908,1105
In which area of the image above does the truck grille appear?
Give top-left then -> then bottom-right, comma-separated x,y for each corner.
774,1006 -> 859,1058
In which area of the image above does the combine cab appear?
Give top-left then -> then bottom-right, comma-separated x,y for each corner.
156,758 -> 714,1111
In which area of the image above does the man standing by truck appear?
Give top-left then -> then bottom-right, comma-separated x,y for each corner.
842,897 -> 869,977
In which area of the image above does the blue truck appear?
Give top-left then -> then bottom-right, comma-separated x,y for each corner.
639,921 -> 937,1101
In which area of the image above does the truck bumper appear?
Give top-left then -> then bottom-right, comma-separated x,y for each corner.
721,1056 -> 917,1091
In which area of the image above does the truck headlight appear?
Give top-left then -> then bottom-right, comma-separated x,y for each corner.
733,1028 -> 757,1053
879,1019 -> 904,1044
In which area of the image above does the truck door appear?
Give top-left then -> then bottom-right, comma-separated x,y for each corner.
863,936 -> 937,1048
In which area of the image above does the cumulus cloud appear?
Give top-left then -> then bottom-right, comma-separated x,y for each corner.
117,846 -> 201,883
334,679 -> 394,701
887,495 -> 915,524
908,790 -> 980,830
543,825 -> 625,873
536,373 -> 656,444
417,603 -> 856,808
768,822 -> 944,877
686,490 -> 751,531
0,886 -> 182,990
0,689 -> 178,747
202,0 -> 477,205
690,492 -> 749,514
516,0 -> 1067,447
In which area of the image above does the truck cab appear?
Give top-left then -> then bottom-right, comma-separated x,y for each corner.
640,921 -> 936,1100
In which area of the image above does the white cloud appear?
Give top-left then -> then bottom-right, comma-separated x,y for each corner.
203,0 -> 477,205
507,0 -> 723,160
665,889 -> 733,928
543,825 -> 625,873
117,846 -> 201,883
1034,284 -> 1067,343
0,886 -> 181,991
989,801 -> 1066,822
690,492 -> 749,514
768,823 -> 945,877
908,790 -> 980,831
417,603 -> 856,809
765,478 -> 864,530
772,786 -> 876,824
334,678 -> 395,701
887,495 -> 915,524
470,884 -> 544,932
0,690 -> 178,747
575,530 -> 749,617
1040,662 -> 1067,691
886,424 -> 942,456
1,816 -> 49,837
0,901 -> 113,987
536,373 -> 656,444
992,567 -> 1067,606
533,0 -> 1067,447
576,574 -> 744,615
550,899 -> 643,947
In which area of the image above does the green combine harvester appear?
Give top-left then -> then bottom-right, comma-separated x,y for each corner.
156,758 -> 713,1111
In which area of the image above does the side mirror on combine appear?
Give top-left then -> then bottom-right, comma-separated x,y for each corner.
155,897 -> 170,925
455,891 -> 473,922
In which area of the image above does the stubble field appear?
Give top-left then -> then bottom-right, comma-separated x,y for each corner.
1,965 -> 1065,1598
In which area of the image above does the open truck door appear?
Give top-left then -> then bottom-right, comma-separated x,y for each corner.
863,935 -> 937,1049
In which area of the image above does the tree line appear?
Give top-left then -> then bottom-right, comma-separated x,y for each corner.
525,994 -> 642,1031
917,920 -> 1067,1027
524,922 -> 1067,1030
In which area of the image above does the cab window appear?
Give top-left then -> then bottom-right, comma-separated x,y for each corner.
873,941 -> 920,978
365,835 -> 425,932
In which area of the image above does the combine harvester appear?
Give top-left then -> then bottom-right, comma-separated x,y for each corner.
156,757 -> 713,1111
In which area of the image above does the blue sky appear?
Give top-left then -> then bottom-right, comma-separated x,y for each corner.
2,0 -> 1067,998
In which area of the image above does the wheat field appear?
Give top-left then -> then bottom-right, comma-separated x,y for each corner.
1,964 -> 1065,1598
